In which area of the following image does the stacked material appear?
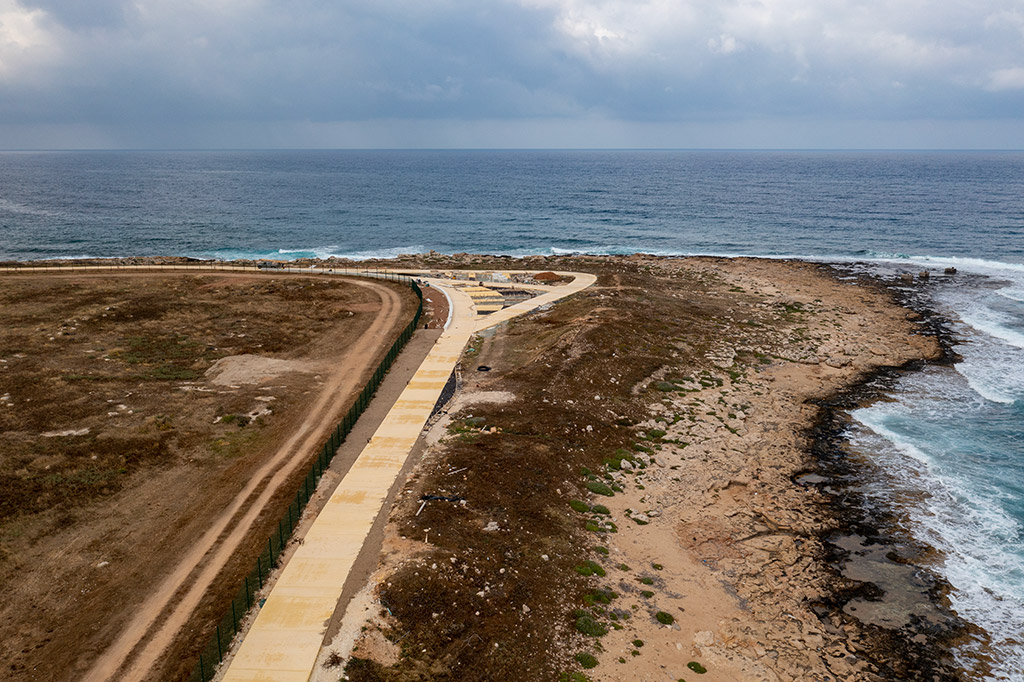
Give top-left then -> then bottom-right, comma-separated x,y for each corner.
456,284 -> 505,314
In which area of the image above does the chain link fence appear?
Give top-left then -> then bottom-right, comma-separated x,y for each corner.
0,260 -> 424,682
187,274 -> 422,682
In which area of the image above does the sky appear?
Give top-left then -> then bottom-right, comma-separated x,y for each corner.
1,0 -> 1024,149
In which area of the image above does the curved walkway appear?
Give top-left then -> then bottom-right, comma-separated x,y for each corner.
220,270 -> 595,682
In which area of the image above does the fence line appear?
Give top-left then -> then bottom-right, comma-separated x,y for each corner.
0,260 -> 423,682
185,274 -> 422,682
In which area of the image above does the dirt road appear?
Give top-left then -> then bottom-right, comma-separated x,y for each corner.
75,275 -> 408,682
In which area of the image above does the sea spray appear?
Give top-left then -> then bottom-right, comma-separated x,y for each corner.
847,261 -> 1024,680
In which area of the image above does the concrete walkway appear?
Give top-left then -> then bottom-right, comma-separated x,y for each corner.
220,271 -> 595,682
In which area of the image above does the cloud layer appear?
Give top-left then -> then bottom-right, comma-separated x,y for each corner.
1,0 -> 1023,146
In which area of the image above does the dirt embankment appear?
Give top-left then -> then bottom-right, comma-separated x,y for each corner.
0,272 -> 417,682
327,255 -> 963,682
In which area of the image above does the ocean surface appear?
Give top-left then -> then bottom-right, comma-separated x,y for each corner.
1,150 -> 1023,677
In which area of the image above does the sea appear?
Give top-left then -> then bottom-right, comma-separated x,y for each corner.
1,150 -> 1022,678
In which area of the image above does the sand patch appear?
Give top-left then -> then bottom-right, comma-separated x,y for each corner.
205,354 -> 313,386
41,428 -> 90,437
426,389 -> 517,446
457,390 -> 515,406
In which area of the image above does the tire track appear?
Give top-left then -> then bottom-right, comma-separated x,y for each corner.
81,277 -> 406,682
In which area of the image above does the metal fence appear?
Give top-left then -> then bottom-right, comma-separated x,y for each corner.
187,274 -> 422,682
0,261 -> 424,681
0,259 -> 423,679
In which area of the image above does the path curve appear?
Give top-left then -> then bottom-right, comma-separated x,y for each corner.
221,270 -> 595,682
77,274 -> 409,682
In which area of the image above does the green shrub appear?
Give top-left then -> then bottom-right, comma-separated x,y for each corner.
594,546 -> 609,555
586,480 -> 614,496
582,589 -> 616,606
641,590 -> 654,598
574,614 -> 608,637
591,504 -> 610,515
569,500 -> 590,513
655,611 -> 675,625
575,652 -> 598,669
558,673 -> 593,682
574,560 -> 607,577
632,639 -> 644,648
687,661 -> 707,674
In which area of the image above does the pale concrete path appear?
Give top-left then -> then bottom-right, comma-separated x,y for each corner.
220,270 -> 595,682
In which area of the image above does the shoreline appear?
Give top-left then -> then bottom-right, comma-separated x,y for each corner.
318,254 -> 982,681
1,255 -> 996,680
806,265 -> 999,679
807,359 -> 985,680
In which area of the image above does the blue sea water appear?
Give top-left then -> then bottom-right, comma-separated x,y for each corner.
1,150 -> 1023,676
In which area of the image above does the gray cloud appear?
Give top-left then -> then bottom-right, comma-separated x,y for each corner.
1,0 -> 1023,147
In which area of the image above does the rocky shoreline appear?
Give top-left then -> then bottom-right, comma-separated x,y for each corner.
807,361 -> 983,681
4,254 -> 990,680
804,271 -> 993,681
297,254 -> 979,682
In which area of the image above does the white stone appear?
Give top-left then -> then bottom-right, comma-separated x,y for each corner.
693,630 -> 715,647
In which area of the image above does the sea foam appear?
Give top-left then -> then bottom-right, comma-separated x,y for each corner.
852,370 -> 1024,680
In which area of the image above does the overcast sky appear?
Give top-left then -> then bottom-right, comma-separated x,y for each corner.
2,0 -> 1024,149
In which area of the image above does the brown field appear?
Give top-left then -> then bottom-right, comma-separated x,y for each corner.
0,271 -> 418,681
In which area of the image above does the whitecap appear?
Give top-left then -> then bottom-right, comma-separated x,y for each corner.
317,244 -> 428,261
851,374 -> 1024,679
960,310 -> 1024,351
995,287 -> 1024,303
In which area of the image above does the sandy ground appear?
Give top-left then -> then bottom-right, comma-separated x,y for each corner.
570,258 -> 942,682
326,255 -> 957,682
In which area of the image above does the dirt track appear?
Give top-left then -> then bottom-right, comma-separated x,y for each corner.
0,271 -> 416,682
84,276 -> 405,682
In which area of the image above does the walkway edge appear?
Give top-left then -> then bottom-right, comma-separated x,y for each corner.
220,272 -> 595,682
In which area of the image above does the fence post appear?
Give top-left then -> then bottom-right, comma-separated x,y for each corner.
216,625 -> 223,662
245,577 -> 251,609
199,654 -> 206,682
257,557 -> 263,589
231,600 -> 238,634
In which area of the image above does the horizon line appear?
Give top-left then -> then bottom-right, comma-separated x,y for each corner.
2,147 -> 1024,153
